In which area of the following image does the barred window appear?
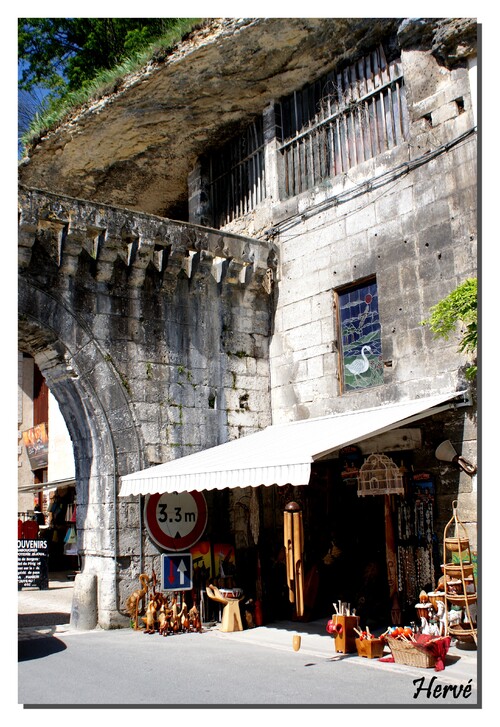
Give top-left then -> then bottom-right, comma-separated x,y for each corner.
276,46 -> 409,198
207,118 -> 266,228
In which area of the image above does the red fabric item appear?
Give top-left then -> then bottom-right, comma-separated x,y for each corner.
22,520 -> 39,539
378,635 -> 451,671
414,634 -> 451,671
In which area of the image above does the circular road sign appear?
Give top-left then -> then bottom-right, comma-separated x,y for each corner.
144,491 -> 208,552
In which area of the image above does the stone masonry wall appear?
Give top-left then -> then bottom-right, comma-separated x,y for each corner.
187,32 -> 478,540
191,40 -> 477,422
18,188 -> 275,625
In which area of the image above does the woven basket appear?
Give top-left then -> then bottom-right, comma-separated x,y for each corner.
387,637 -> 436,668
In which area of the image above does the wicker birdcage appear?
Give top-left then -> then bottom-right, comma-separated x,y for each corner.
357,453 -> 404,497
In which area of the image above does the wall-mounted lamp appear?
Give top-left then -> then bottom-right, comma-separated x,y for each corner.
435,440 -> 477,475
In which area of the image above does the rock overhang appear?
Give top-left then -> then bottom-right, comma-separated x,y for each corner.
18,17 -> 477,220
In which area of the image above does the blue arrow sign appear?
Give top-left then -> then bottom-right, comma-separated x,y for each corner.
161,553 -> 193,591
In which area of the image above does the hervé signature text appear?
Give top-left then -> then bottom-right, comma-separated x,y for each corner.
413,675 -> 473,699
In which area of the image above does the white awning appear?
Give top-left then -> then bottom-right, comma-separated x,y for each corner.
119,391 -> 468,496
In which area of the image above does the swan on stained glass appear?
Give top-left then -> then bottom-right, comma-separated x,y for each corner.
345,345 -> 372,376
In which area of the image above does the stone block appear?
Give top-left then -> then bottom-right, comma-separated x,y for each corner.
374,185 -> 413,225
345,202 -> 377,237
282,298 -> 313,331
284,320 -> 323,353
307,355 -> 324,379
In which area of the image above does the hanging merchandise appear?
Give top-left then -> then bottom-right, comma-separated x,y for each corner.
283,501 -> 304,618
65,503 -> 77,523
339,445 -> 362,486
357,454 -> 405,497
384,495 -> 401,625
63,524 -> 78,555
64,525 -> 76,544
396,472 -> 436,612
249,488 -> 260,545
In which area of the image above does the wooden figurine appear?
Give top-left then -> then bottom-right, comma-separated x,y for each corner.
245,606 -> 255,629
170,593 -> 180,633
157,604 -> 168,636
143,597 -> 157,634
436,600 -> 446,636
125,573 -> 150,629
188,594 -> 202,632
179,595 -> 190,632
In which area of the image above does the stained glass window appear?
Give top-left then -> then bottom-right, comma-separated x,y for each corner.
338,279 -> 383,391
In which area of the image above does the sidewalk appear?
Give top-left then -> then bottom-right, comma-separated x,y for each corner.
18,573 -> 478,687
18,571 -> 74,636
219,618 -> 478,686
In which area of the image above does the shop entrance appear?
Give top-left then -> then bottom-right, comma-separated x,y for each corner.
304,463 -> 391,629
253,453 -> 439,630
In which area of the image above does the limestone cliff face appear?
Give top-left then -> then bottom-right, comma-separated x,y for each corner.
18,17 -> 476,220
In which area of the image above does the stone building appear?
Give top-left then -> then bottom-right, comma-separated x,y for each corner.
18,18 -> 478,629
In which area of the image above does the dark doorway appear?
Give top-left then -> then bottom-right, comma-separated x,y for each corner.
298,461 -> 391,628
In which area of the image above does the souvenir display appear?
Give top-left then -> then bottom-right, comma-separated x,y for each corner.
353,625 -> 385,658
125,573 -> 151,630
283,501 -> 304,618
384,629 -> 451,671
441,502 -> 477,645
396,474 -> 437,611
326,601 -> 359,653
206,583 -> 244,632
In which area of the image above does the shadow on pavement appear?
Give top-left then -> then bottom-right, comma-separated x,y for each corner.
18,635 -> 67,662
18,612 -> 71,628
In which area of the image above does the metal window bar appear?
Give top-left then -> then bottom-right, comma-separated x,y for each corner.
208,119 -> 266,227
277,46 -> 408,198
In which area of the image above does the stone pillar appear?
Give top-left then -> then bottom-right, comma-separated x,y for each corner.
188,158 -> 212,226
263,103 -> 280,202
70,572 -> 98,630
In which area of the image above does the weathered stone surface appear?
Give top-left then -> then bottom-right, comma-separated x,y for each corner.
18,18 -> 475,221
18,17 -> 477,631
70,572 -> 98,630
18,187 -> 274,627
397,18 -> 477,66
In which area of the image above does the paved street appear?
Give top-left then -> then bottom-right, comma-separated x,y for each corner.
17,574 -> 481,711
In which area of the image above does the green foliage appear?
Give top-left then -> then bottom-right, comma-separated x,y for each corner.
18,18 -> 201,152
422,278 -> 477,380
19,19 -> 183,95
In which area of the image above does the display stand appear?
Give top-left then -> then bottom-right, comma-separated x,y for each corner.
442,501 -> 477,646
330,612 -> 360,654
205,584 -> 244,632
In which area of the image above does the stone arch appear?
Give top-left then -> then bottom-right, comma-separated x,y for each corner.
18,276 -> 144,628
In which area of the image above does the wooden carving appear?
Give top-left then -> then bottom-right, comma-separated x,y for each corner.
125,573 -> 150,629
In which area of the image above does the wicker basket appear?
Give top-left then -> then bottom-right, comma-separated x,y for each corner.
448,624 -> 476,643
387,637 -> 436,668
445,537 -> 469,553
